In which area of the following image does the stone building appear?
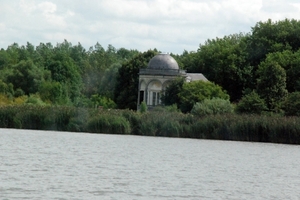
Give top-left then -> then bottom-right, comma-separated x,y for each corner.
137,53 -> 207,109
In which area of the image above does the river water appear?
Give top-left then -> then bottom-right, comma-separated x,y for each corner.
1,128 -> 300,199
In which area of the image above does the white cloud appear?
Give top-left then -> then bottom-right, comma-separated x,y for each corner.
1,0 -> 300,53
37,1 -> 57,14
36,2 -> 68,28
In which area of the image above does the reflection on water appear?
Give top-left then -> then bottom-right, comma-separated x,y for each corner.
1,128 -> 300,199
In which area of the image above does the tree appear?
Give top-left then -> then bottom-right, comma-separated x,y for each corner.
46,52 -> 82,104
191,33 -> 252,101
98,63 -> 121,99
7,60 -> 45,95
178,81 -> 229,113
0,80 -> 14,96
18,42 -> 36,61
0,40 -> 144,107
38,81 -> 63,104
286,49 -> 300,92
0,50 -> 10,70
161,77 -> 185,107
235,91 -> 267,114
83,43 -> 121,97
256,49 -> 300,93
247,19 -> 300,67
114,50 -> 157,109
283,92 -> 300,116
140,101 -> 147,113
256,61 -> 288,111
174,50 -> 197,71
117,48 -> 139,60
35,42 -> 54,69
6,43 -> 20,65
90,94 -> 116,109
191,98 -> 234,117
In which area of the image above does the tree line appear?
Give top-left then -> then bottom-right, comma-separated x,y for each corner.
115,18 -> 300,115
0,41 -> 139,108
1,19 -> 300,116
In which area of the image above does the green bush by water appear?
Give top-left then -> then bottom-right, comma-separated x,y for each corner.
86,114 -> 131,134
191,98 -> 234,117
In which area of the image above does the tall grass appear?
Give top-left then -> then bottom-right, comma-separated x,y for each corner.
188,114 -> 300,144
0,105 -> 300,144
139,111 -> 184,137
0,105 -> 19,128
86,114 -> 131,134
14,105 -> 49,129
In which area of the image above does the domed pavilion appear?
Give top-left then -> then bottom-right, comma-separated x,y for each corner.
137,53 -> 208,109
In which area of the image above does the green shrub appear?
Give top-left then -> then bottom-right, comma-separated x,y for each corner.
151,104 -> 180,113
140,101 -> 147,113
165,104 -> 180,112
179,81 -> 229,113
283,92 -> 300,116
25,94 -> 47,106
191,98 -> 233,117
110,116 -> 131,134
236,91 -> 267,114
51,106 -> 78,131
86,114 -> 131,134
159,120 -> 181,137
0,80 -> 14,96
0,105 -> 19,128
139,112 -> 161,136
14,88 -> 25,97
0,94 -> 12,105
66,108 -> 89,132
13,105 -> 49,129
91,94 -> 116,109
122,109 -> 141,135
38,81 -> 65,104
139,111 -> 186,137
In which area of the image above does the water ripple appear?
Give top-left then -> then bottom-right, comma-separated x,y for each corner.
1,128 -> 300,199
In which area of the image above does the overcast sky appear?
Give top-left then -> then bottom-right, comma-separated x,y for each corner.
1,0 -> 300,54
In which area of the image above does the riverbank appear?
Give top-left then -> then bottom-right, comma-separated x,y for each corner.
1,105 -> 299,144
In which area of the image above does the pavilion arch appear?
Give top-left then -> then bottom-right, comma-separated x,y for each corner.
146,79 -> 162,91
146,79 -> 163,106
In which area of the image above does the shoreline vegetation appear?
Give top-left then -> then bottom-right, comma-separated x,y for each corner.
1,105 -> 299,145
2,19 -> 300,145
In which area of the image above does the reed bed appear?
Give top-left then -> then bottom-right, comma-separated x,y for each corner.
1,105 -> 300,144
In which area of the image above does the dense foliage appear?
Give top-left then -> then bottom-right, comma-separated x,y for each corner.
1,18 -> 300,117
191,98 -> 234,117
162,78 -> 229,113
284,92 -> 300,116
114,50 -> 157,109
161,77 -> 185,106
179,81 -> 229,113
0,41 -> 139,108
175,18 -> 300,115
235,91 -> 267,114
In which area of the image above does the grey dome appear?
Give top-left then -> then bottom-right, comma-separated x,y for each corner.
147,54 -> 179,70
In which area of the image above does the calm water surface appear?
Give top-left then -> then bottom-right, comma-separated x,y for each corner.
1,128 -> 300,199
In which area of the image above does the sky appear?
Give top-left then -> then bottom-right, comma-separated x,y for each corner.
1,0 -> 300,54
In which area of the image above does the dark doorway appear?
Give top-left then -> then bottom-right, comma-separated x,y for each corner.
139,91 -> 144,104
